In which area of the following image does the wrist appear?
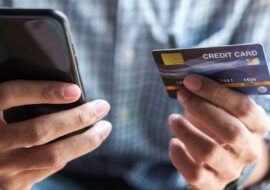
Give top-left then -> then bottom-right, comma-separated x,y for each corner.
224,162 -> 257,190
225,139 -> 270,190
244,140 -> 270,187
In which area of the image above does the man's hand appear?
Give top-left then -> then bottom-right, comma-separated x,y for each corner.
0,80 -> 111,190
168,74 -> 270,190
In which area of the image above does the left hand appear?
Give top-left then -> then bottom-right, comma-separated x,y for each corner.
168,74 -> 270,190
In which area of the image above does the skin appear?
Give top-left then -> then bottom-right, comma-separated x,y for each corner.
0,76 -> 268,190
0,80 -> 112,190
168,74 -> 270,190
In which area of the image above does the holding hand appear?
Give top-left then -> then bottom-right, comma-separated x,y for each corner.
169,75 -> 269,190
0,80 -> 111,190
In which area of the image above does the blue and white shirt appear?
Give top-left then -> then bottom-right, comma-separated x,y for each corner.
2,0 -> 270,189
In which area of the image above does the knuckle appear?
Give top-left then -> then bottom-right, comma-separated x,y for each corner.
85,131 -> 105,149
28,119 -> 49,145
223,122 -> 242,144
80,103 -> 99,124
41,83 -> 57,101
211,85 -> 225,101
88,106 -> 99,122
199,144 -> 219,163
187,168 -> 204,186
46,147 -> 64,167
196,101 -> 209,113
75,107 -> 90,127
235,95 -> 255,117
245,151 -> 260,163
244,144 -> 261,163
96,130 -> 107,143
89,134 -> 103,148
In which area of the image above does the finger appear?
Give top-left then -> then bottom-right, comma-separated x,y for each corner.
0,80 -> 81,110
9,120 -> 112,171
20,167 -> 63,189
185,112 -> 223,144
169,138 -> 224,190
1,167 -> 62,190
177,88 -> 259,159
183,74 -> 269,136
0,100 -> 110,150
169,114 -> 242,179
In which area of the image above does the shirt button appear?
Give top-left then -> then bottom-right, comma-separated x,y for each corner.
123,49 -> 135,63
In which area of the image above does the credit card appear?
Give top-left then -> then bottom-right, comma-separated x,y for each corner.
152,44 -> 270,98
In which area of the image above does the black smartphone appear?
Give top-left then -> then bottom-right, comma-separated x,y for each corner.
0,9 -> 87,136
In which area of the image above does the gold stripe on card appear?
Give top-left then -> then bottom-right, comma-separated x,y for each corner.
165,81 -> 270,91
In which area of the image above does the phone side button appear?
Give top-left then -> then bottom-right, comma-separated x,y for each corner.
71,43 -> 76,55
75,55 -> 79,64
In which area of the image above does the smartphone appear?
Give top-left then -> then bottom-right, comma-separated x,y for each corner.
0,9 -> 87,136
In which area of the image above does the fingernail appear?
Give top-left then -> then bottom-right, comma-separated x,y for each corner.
86,120 -> 112,141
168,114 -> 180,126
96,121 -> 112,135
183,75 -> 202,91
95,100 -> 110,116
63,84 -> 81,100
177,88 -> 191,103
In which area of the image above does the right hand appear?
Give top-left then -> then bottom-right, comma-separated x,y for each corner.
0,80 -> 111,190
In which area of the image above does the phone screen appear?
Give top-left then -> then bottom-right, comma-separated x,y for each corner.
0,16 -> 84,123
